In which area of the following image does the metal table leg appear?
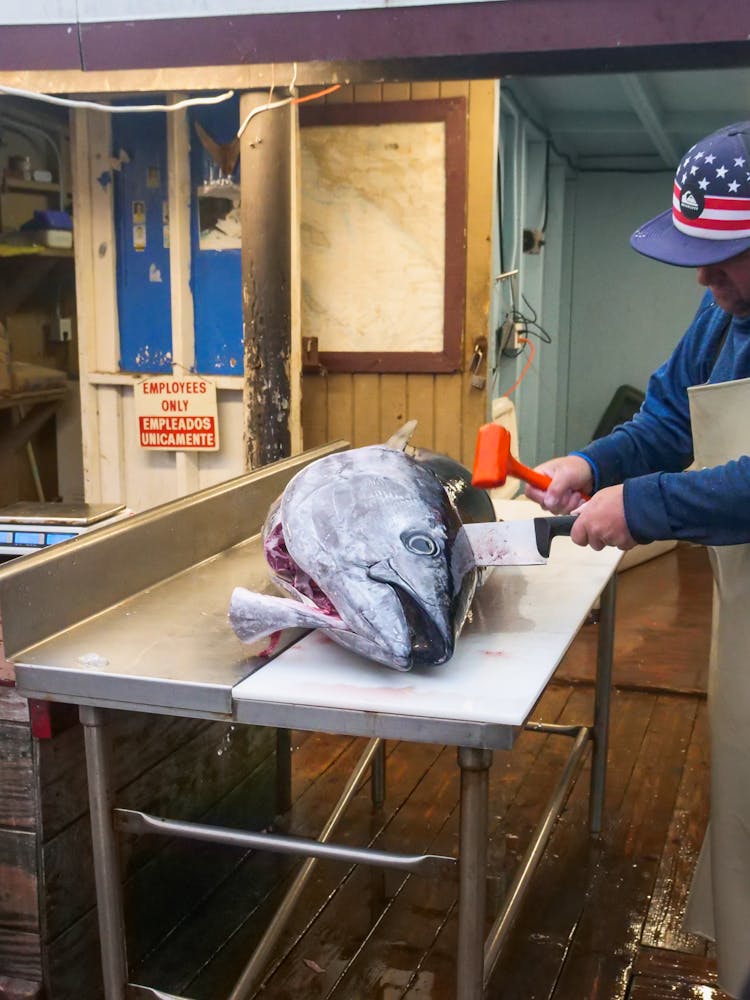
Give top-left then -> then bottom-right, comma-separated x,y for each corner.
79,705 -> 128,1000
275,727 -> 292,815
227,737 -> 385,999
456,746 -> 493,1000
371,738 -> 386,809
590,573 -> 616,835
482,725 -> 589,985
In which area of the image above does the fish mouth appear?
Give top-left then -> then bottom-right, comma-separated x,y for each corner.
390,583 -> 453,666
366,557 -> 453,667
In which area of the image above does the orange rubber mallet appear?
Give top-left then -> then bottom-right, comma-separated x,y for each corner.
471,423 -> 590,499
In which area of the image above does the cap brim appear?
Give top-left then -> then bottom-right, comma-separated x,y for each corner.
631,208 -> 750,267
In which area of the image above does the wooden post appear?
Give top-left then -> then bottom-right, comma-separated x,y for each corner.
239,89 -> 293,470
166,93 -> 200,497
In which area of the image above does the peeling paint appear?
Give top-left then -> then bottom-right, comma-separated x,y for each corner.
148,263 -> 163,283
112,148 -> 131,170
133,347 -> 173,369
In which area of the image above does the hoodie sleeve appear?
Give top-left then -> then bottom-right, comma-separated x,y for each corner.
622,459 -> 750,545
577,293 -> 746,544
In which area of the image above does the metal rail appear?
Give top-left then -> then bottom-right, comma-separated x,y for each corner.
115,805 -> 452,877
482,724 -> 591,984
227,736 -> 420,1000
120,720 -> 597,1000
127,987 -> 186,999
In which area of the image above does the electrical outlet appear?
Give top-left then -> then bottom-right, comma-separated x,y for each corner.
500,316 -> 525,357
498,316 -> 514,352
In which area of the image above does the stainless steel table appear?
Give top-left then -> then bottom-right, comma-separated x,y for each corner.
5,454 -> 621,1000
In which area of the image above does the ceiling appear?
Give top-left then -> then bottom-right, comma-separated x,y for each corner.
504,67 -> 750,172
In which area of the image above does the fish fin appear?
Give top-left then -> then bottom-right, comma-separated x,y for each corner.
384,419 -> 418,451
229,587 -> 346,644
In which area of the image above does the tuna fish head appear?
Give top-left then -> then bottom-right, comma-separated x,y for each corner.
230,445 -> 478,670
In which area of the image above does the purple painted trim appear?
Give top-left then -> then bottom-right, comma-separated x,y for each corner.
0,23 -> 81,71
74,0 -> 750,72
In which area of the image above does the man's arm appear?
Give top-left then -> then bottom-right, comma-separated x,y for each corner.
528,295 -> 739,547
624,458 -> 750,545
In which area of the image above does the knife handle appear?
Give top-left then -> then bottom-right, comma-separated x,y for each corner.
533,515 -> 577,558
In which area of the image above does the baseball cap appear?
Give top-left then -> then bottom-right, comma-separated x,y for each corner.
631,121 -> 750,267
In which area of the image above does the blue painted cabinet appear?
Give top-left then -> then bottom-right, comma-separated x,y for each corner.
190,95 -> 244,375
112,105 -> 173,372
112,96 -> 244,375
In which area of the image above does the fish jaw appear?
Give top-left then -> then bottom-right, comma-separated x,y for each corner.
366,557 -> 455,666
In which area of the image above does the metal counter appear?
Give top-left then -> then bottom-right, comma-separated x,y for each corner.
7,455 -> 621,1000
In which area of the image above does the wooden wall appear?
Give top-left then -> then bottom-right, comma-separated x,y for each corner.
301,80 -> 495,466
36,713 -> 276,998
0,676 -> 277,999
0,685 -> 40,991
71,78 -> 494,512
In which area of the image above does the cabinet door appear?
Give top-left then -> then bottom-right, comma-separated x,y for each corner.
112,105 -> 173,373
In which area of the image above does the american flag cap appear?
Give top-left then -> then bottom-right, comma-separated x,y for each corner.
630,121 -> 750,267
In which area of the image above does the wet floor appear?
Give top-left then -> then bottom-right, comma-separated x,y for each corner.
128,545 -> 727,999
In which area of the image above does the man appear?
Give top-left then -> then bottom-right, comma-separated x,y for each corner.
526,121 -> 750,999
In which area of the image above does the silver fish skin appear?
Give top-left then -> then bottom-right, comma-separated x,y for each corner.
230,445 -> 488,670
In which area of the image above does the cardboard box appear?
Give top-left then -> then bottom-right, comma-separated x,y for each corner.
0,191 -> 48,233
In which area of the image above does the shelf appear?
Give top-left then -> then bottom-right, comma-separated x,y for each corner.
0,246 -> 73,315
0,245 -> 73,259
2,178 -> 62,195
0,388 -> 67,412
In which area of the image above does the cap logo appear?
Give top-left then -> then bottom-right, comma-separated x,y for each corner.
671,140 -> 750,242
679,186 -> 704,219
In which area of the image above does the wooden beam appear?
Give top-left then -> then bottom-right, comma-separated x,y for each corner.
239,90 -> 293,470
617,74 -> 682,168
0,64 -> 339,96
166,94 -> 200,496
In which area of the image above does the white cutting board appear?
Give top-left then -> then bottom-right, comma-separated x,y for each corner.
232,501 -> 622,728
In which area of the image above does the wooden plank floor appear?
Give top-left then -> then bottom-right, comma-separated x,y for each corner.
132,542 -> 726,1000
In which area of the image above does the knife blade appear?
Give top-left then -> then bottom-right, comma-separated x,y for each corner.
461,515 -> 577,567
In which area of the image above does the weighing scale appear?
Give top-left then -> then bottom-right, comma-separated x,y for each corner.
0,501 -> 128,559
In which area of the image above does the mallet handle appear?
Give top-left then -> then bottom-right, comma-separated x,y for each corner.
507,456 -> 553,492
471,423 -> 590,500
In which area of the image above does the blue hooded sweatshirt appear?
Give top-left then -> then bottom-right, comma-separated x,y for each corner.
575,290 -> 750,546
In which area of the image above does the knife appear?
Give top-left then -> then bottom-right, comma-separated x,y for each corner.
462,515 -> 577,567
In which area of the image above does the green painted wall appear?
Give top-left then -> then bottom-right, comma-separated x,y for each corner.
563,171 -> 699,453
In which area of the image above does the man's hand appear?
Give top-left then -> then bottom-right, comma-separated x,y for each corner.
524,455 -> 594,513
571,485 -> 636,551
525,457 -> 636,551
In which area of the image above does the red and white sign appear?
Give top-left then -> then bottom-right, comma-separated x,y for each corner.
135,376 -> 219,451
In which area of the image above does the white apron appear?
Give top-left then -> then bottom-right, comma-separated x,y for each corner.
685,376 -> 750,1000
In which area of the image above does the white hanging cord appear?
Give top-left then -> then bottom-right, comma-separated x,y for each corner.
0,85 -> 235,113
0,62 -> 334,133
236,96 -> 294,141
236,62 -> 296,141
236,64 -> 340,141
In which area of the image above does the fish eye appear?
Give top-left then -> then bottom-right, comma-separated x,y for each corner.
401,530 -> 439,556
